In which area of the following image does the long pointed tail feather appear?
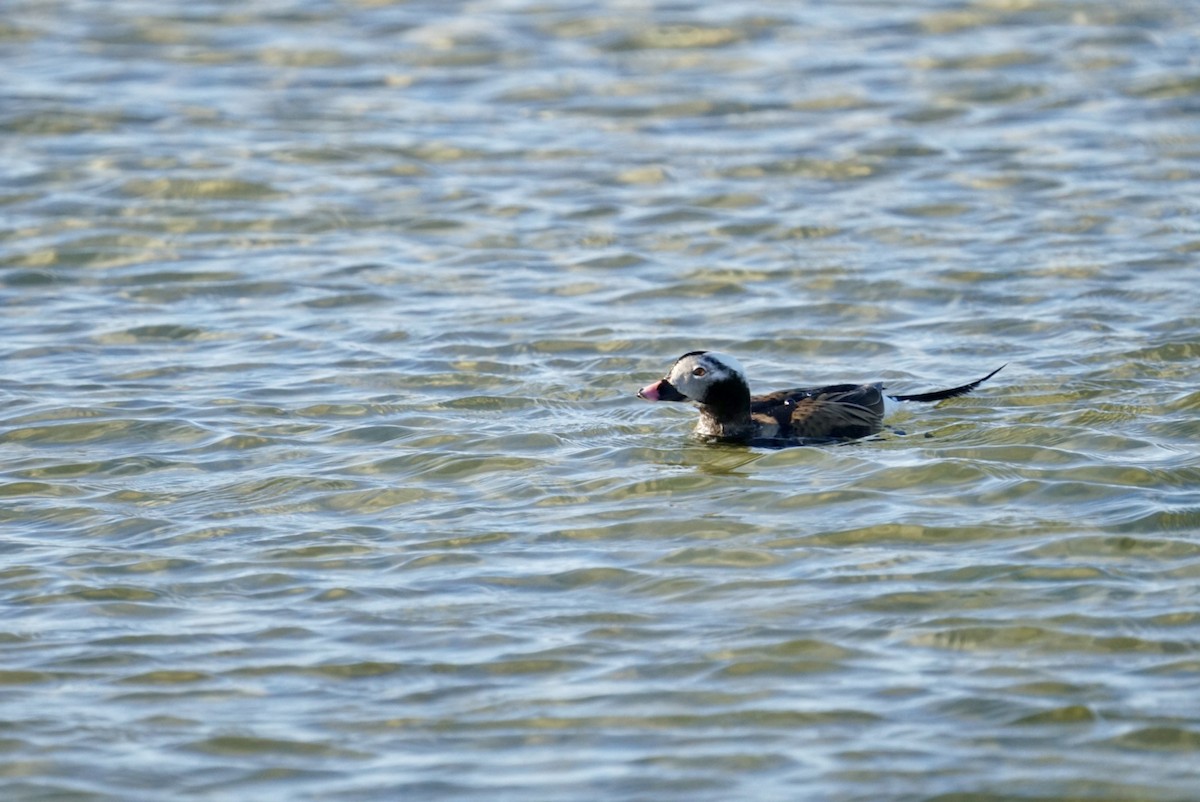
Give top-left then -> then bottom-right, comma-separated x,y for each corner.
888,364 -> 1006,404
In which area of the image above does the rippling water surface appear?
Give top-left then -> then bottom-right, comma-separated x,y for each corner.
3,0 -> 1200,799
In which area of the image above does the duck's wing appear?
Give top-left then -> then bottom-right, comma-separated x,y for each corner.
751,383 -> 885,441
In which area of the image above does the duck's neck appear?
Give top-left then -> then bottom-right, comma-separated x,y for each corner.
693,377 -> 753,441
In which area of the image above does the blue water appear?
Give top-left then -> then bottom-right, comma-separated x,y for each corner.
3,1 -> 1200,799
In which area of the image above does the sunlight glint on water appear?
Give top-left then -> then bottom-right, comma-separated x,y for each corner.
2,1 -> 1199,800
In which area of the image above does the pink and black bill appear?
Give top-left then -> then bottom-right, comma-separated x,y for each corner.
637,377 -> 687,402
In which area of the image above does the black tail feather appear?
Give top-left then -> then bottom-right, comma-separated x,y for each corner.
888,364 -> 1006,404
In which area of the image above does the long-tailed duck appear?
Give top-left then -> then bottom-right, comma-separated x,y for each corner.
638,351 -> 1003,445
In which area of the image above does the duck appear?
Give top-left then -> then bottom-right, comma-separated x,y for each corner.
637,351 -> 1004,445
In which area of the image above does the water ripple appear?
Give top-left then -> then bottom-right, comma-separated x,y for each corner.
3,0 -> 1200,800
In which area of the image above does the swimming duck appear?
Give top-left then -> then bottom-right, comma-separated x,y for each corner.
637,351 -> 1003,445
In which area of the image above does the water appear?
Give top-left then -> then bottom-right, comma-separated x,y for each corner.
3,0 -> 1200,799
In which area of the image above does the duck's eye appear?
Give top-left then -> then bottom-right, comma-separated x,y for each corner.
692,367 -> 707,377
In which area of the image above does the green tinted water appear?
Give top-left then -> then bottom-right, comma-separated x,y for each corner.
3,1 -> 1199,799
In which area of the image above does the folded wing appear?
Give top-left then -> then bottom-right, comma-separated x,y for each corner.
750,383 -> 885,441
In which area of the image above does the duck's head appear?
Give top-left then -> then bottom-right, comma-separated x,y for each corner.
637,351 -> 749,406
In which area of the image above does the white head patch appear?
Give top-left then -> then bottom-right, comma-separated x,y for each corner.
665,351 -> 748,402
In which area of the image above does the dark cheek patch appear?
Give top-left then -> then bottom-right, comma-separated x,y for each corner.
701,376 -> 747,410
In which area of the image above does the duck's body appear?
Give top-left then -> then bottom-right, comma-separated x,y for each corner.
638,351 -> 1003,445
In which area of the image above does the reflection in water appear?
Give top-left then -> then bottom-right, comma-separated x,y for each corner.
2,0 -> 1200,799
